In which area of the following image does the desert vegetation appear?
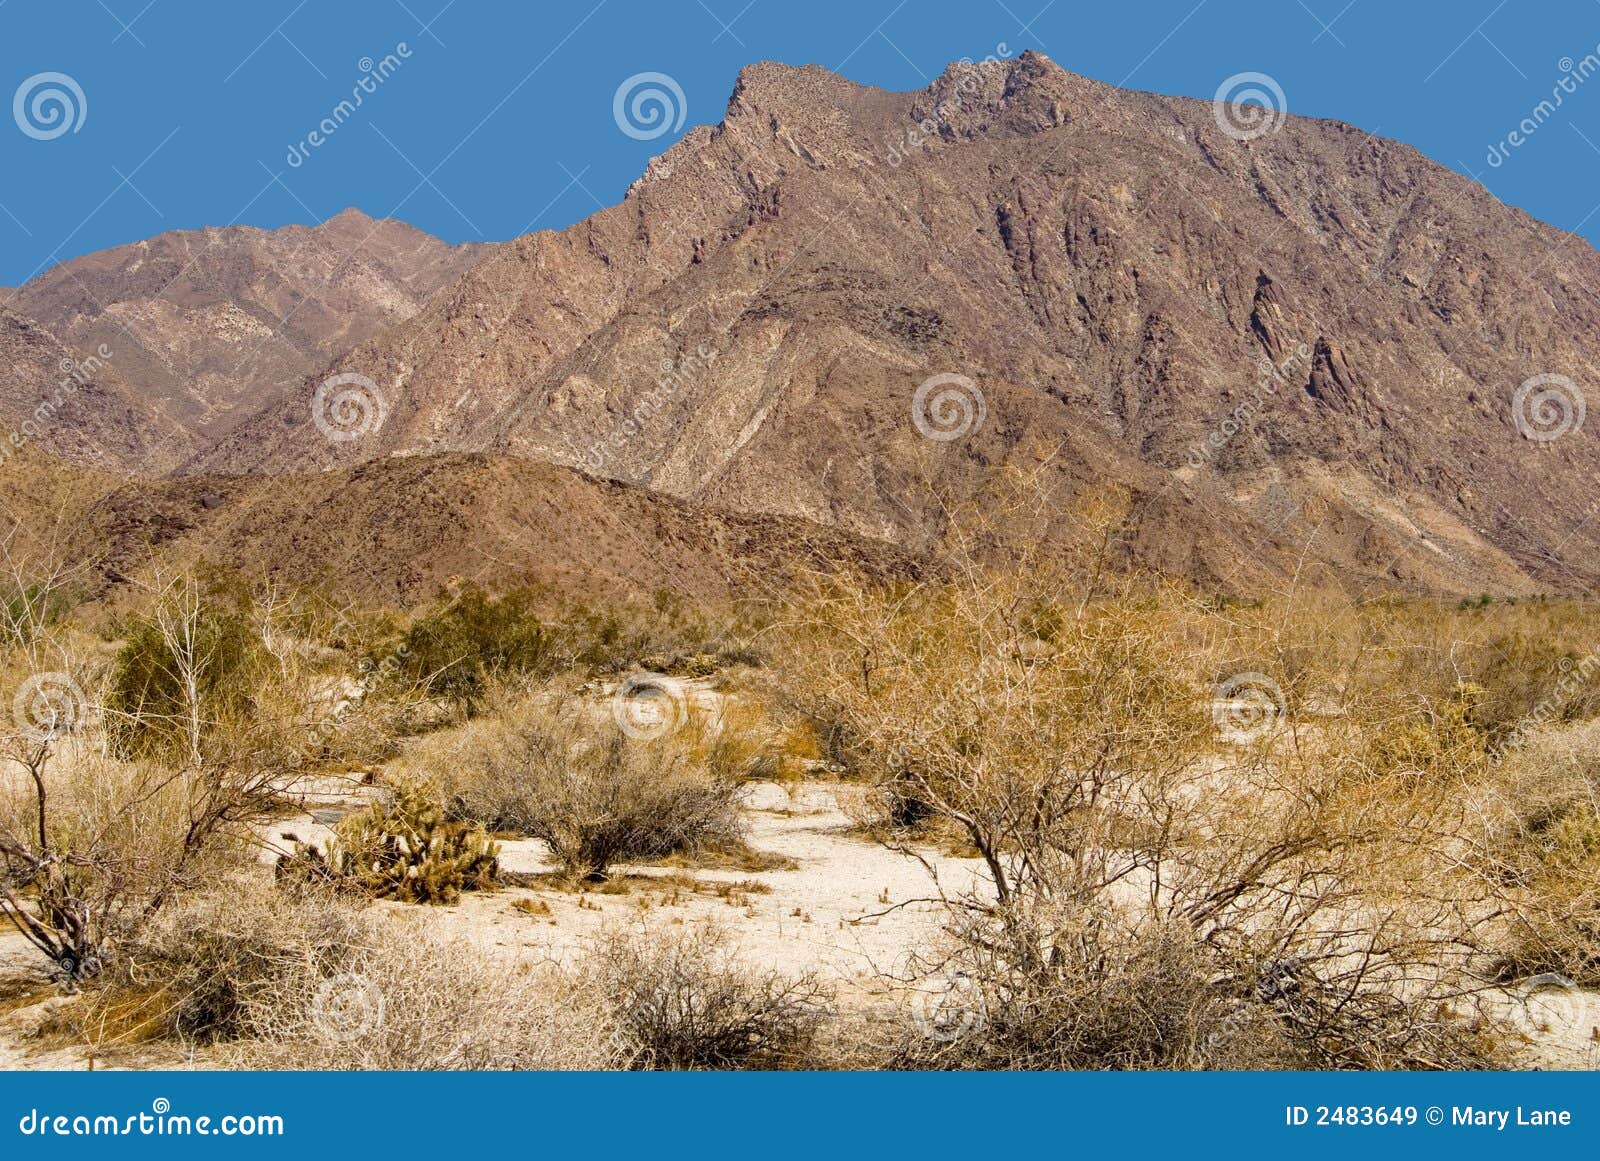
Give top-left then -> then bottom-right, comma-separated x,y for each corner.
1,508 -> 1598,1071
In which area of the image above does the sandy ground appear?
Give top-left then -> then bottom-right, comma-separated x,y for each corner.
442,780 -> 985,980
0,776 -> 986,1069
1,759 -> 1595,1071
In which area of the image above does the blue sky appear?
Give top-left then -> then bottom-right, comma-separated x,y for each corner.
2,0 -> 1599,286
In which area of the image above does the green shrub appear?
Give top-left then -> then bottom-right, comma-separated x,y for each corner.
104,588 -> 261,760
393,584 -> 555,712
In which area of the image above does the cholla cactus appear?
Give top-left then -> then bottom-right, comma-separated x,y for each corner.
280,780 -> 499,904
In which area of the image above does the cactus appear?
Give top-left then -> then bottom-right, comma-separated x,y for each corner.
279,780 -> 499,904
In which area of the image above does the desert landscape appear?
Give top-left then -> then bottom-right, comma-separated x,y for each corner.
2,51 -> 1599,1072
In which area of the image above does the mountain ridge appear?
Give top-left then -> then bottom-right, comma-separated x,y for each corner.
5,52 -> 1599,597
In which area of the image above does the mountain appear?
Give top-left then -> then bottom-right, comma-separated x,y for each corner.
60,453 -> 914,606
187,52 -> 1600,594
0,306 -> 199,473
4,209 -> 488,456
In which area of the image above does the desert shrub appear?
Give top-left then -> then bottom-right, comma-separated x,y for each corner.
392,583 -> 555,713
778,541 -> 1528,1071
1358,682 -> 1488,777
83,882 -> 369,1046
432,687 -> 747,881
279,780 -> 499,903
585,924 -> 830,1069
1479,724 -> 1600,984
0,746 -> 262,984
1468,633 -> 1600,743
103,579 -> 262,762
890,914 -> 1298,1070
87,882 -> 609,1069
890,901 -> 1502,1071
563,590 -> 765,675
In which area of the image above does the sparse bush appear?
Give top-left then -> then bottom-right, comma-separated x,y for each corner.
778,512 -> 1528,1071
431,687 -> 747,881
0,746 -> 262,985
86,881 -> 610,1069
1479,723 -> 1600,985
83,881 -> 368,1046
585,924 -> 830,1069
890,914 -> 1298,1070
104,575 -> 262,762
279,780 -> 499,903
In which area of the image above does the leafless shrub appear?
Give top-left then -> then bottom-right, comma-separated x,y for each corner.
776,494 -> 1525,1070
584,923 -> 831,1069
87,879 -> 611,1069
429,685 -> 749,880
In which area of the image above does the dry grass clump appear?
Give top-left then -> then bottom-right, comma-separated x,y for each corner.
427,685 -> 753,881
83,880 -> 610,1069
1477,721 -> 1600,985
79,881 -> 369,1048
583,923 -> 830,1069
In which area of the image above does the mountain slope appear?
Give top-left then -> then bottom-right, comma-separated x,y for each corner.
186,53 -> 1600,594
5,209 -> 488,454
0,307 -> 198,472
63,452 -> 915,606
